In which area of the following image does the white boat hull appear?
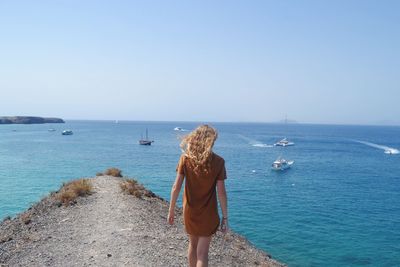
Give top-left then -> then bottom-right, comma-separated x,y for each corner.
274,138 -> 294,147
274,142 -> 294,147
384,149 -> 399,154
271,160 -> 294,171
62,130 -> 73,135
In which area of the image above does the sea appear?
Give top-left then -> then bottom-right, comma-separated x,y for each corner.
0,121 -> 399,266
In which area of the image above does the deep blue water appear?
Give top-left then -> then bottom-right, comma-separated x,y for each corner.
1,121 -> 399,266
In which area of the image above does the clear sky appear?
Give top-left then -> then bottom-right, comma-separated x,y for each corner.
0,0 -> 399,125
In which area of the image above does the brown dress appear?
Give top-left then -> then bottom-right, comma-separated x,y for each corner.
176,153 -> 227,236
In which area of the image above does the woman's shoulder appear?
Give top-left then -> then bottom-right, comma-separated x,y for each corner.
180,153 -> 193,165
180,153 -> 188,161
212,152 -> 225,164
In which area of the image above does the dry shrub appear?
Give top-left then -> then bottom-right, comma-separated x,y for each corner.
96,172 -> 103,176
120,179 -> 160,200
144,190 -> 156,198
120,179 -> 139,194
104,168 -> 122,177
56,179 -> 93,206
120,179 -> 144,198
58,190 -> 77,205
133,190 -> 142,198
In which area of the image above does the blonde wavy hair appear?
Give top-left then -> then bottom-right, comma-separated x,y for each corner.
180,124 -> 218,172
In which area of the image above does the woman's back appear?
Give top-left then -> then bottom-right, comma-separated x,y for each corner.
168,124 -> 228,267
177,153 -> 227,236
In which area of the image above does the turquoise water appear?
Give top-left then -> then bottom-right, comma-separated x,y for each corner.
1,121 -> 399,266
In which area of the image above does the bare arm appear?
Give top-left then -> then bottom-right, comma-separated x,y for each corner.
168,173 -> 184,225
217,180 -> 228,232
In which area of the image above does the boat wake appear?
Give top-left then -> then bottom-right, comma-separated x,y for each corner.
355,140 -> 399,155
252,143 -> 273,148
237,135 -> 273,148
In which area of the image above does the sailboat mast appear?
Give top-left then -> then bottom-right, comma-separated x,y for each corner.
146,128 -> 148,140
285,114 -> 288,138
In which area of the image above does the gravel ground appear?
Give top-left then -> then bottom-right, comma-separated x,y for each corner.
0,176 -> 285,267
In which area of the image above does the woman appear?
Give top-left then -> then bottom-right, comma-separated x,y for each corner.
168,124 -> 228,267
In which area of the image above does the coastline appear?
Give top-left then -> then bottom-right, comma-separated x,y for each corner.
0,116 -> 64,124
0,175 -> 285,267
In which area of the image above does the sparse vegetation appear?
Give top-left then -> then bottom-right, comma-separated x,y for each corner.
56,179 -> 93,206
120,178 -> 142,197
120,178 -> 158,199
133,190 -> 143,198
143,190 -> 157,198
104,168 -> 122,177
96,172 -> 103,176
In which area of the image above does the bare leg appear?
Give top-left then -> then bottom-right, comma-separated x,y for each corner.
196,236 -> 212,267
188,235 -> 199,267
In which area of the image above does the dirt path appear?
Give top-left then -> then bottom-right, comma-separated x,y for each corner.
0,176 -> 284,267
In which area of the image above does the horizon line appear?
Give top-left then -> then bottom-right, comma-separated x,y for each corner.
62,118 -> 400,127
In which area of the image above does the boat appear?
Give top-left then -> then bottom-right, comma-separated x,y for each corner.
62,130 -> 73,135
48,128 -> 56,132
139,128 -> 154,145
174,127 -> 188,131
139,139 -> 153,145
274,115 -> 295,146
274,138 -> 294,147
384,148 -> 399,155
271,157 -> 294,171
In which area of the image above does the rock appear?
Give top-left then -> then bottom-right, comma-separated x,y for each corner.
1,216 -> 11,222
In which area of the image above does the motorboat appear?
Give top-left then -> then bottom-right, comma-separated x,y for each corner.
48,128 -> 56,132
139,128 -> 154,145
174,127 -> 188,131
62,130 -> 73,135
271,157 -> 294,171
384,148 -> 399,155
274,138 -> 294,147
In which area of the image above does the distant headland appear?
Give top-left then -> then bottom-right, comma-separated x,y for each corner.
0,116 -> 65,124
